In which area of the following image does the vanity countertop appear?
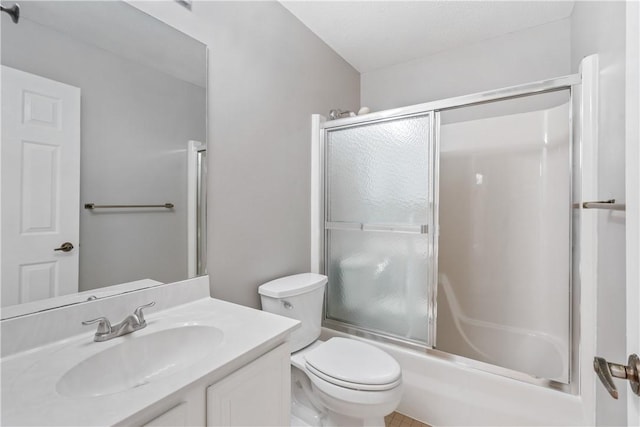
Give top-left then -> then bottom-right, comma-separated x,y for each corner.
1,296 -> 299,426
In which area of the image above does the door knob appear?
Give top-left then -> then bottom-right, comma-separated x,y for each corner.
53,242 -> 74,252
594,354 -> 640,399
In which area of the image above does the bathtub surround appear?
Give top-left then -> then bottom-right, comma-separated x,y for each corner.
437,100 -> 571,383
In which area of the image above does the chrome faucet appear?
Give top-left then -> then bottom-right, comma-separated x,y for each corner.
82,302 -> 156,342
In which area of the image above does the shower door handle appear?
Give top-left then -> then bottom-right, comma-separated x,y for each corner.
325,222 -> 428,234
594,354 -> 640,399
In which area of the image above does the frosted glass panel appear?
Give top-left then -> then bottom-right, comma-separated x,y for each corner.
436,91 -> 571,383
324,114 -> 433,345
326,229 -> 429,343
326,115 -> 429,224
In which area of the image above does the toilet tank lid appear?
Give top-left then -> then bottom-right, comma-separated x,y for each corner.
258,273 -> 327,298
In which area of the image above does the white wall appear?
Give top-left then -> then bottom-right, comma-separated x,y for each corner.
129,1 -> 360,308
625,1 -> 640,423
1,17 -> 206,291
361,19 -> 571,111
570,2 -> 628,425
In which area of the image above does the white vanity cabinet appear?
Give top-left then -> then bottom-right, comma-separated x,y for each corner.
135,343 -> 291,427
206,343 -> 291,426
142,402 -> 190,426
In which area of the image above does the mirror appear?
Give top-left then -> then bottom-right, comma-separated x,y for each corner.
1,1 -> 207,318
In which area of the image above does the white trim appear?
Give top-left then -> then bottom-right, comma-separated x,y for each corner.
310,115 -> 324,274
626,1 -> 640,424
187,140 -> 205,278
577,54 -> 599,424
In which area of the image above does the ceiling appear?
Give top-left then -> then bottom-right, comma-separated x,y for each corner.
280,1 -> 575,73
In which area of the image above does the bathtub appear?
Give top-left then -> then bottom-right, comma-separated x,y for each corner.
320,326 -> 585,426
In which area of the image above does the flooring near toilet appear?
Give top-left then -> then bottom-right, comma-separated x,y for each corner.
384,412 -> 430,427
291,411 -> 428,427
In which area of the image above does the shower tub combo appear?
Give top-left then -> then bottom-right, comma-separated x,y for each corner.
311,55 -> 600,425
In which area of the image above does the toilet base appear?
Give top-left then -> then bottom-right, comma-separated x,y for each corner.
291,366 -> 326,426
289,408 -> 384,427
291,365 -> 389,427
322,412 -> 385,427
291,413 -> 313,427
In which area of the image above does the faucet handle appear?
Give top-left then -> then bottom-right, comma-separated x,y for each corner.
82,317 -> 112,334
134,301 -> 156,324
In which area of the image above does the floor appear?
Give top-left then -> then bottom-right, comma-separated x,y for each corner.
385,412 -> 430,427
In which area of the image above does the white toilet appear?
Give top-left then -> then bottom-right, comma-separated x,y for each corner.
259,273 -> 403,427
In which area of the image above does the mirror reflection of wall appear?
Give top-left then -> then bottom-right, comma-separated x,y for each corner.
1,2 -> 207,311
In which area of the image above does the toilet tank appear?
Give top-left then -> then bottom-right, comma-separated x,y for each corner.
258,273 -> 327,352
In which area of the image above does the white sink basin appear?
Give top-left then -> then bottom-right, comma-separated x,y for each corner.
56,325 -> 223,398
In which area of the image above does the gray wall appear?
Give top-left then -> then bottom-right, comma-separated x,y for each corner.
2,18 -> 206,291
130,1 -> 360,308
360,19 -> 571,111
570,2 -> 628,425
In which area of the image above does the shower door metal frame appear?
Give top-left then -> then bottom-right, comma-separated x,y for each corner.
322,110 -> 438,348
319,72 -> 582,393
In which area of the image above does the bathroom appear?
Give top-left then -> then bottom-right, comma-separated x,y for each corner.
0,0 -> 638,426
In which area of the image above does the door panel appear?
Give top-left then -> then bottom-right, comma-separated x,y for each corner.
324,114 -> 435,345
1,66 -> 80,306
21,141 -> 59,233
326,229 -> 430,343
326,115 -> 430,224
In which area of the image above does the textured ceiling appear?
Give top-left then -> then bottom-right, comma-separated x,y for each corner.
280,1 -> 575,73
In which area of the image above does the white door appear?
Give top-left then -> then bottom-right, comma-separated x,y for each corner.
1,66 -> 80,307
626,1 -> 640,424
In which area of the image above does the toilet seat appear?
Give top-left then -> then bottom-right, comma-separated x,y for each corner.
305,363 -> 401,391
305,366 -> 403,408
304,337 -> 402,391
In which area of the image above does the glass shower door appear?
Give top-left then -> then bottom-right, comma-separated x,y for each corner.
324,114 -> 436,345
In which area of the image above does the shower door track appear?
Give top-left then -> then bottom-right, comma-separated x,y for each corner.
318,71 -> 582,394
322,73 -> 580,131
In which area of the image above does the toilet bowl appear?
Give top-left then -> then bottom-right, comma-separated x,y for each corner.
259,273 -> 403,427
